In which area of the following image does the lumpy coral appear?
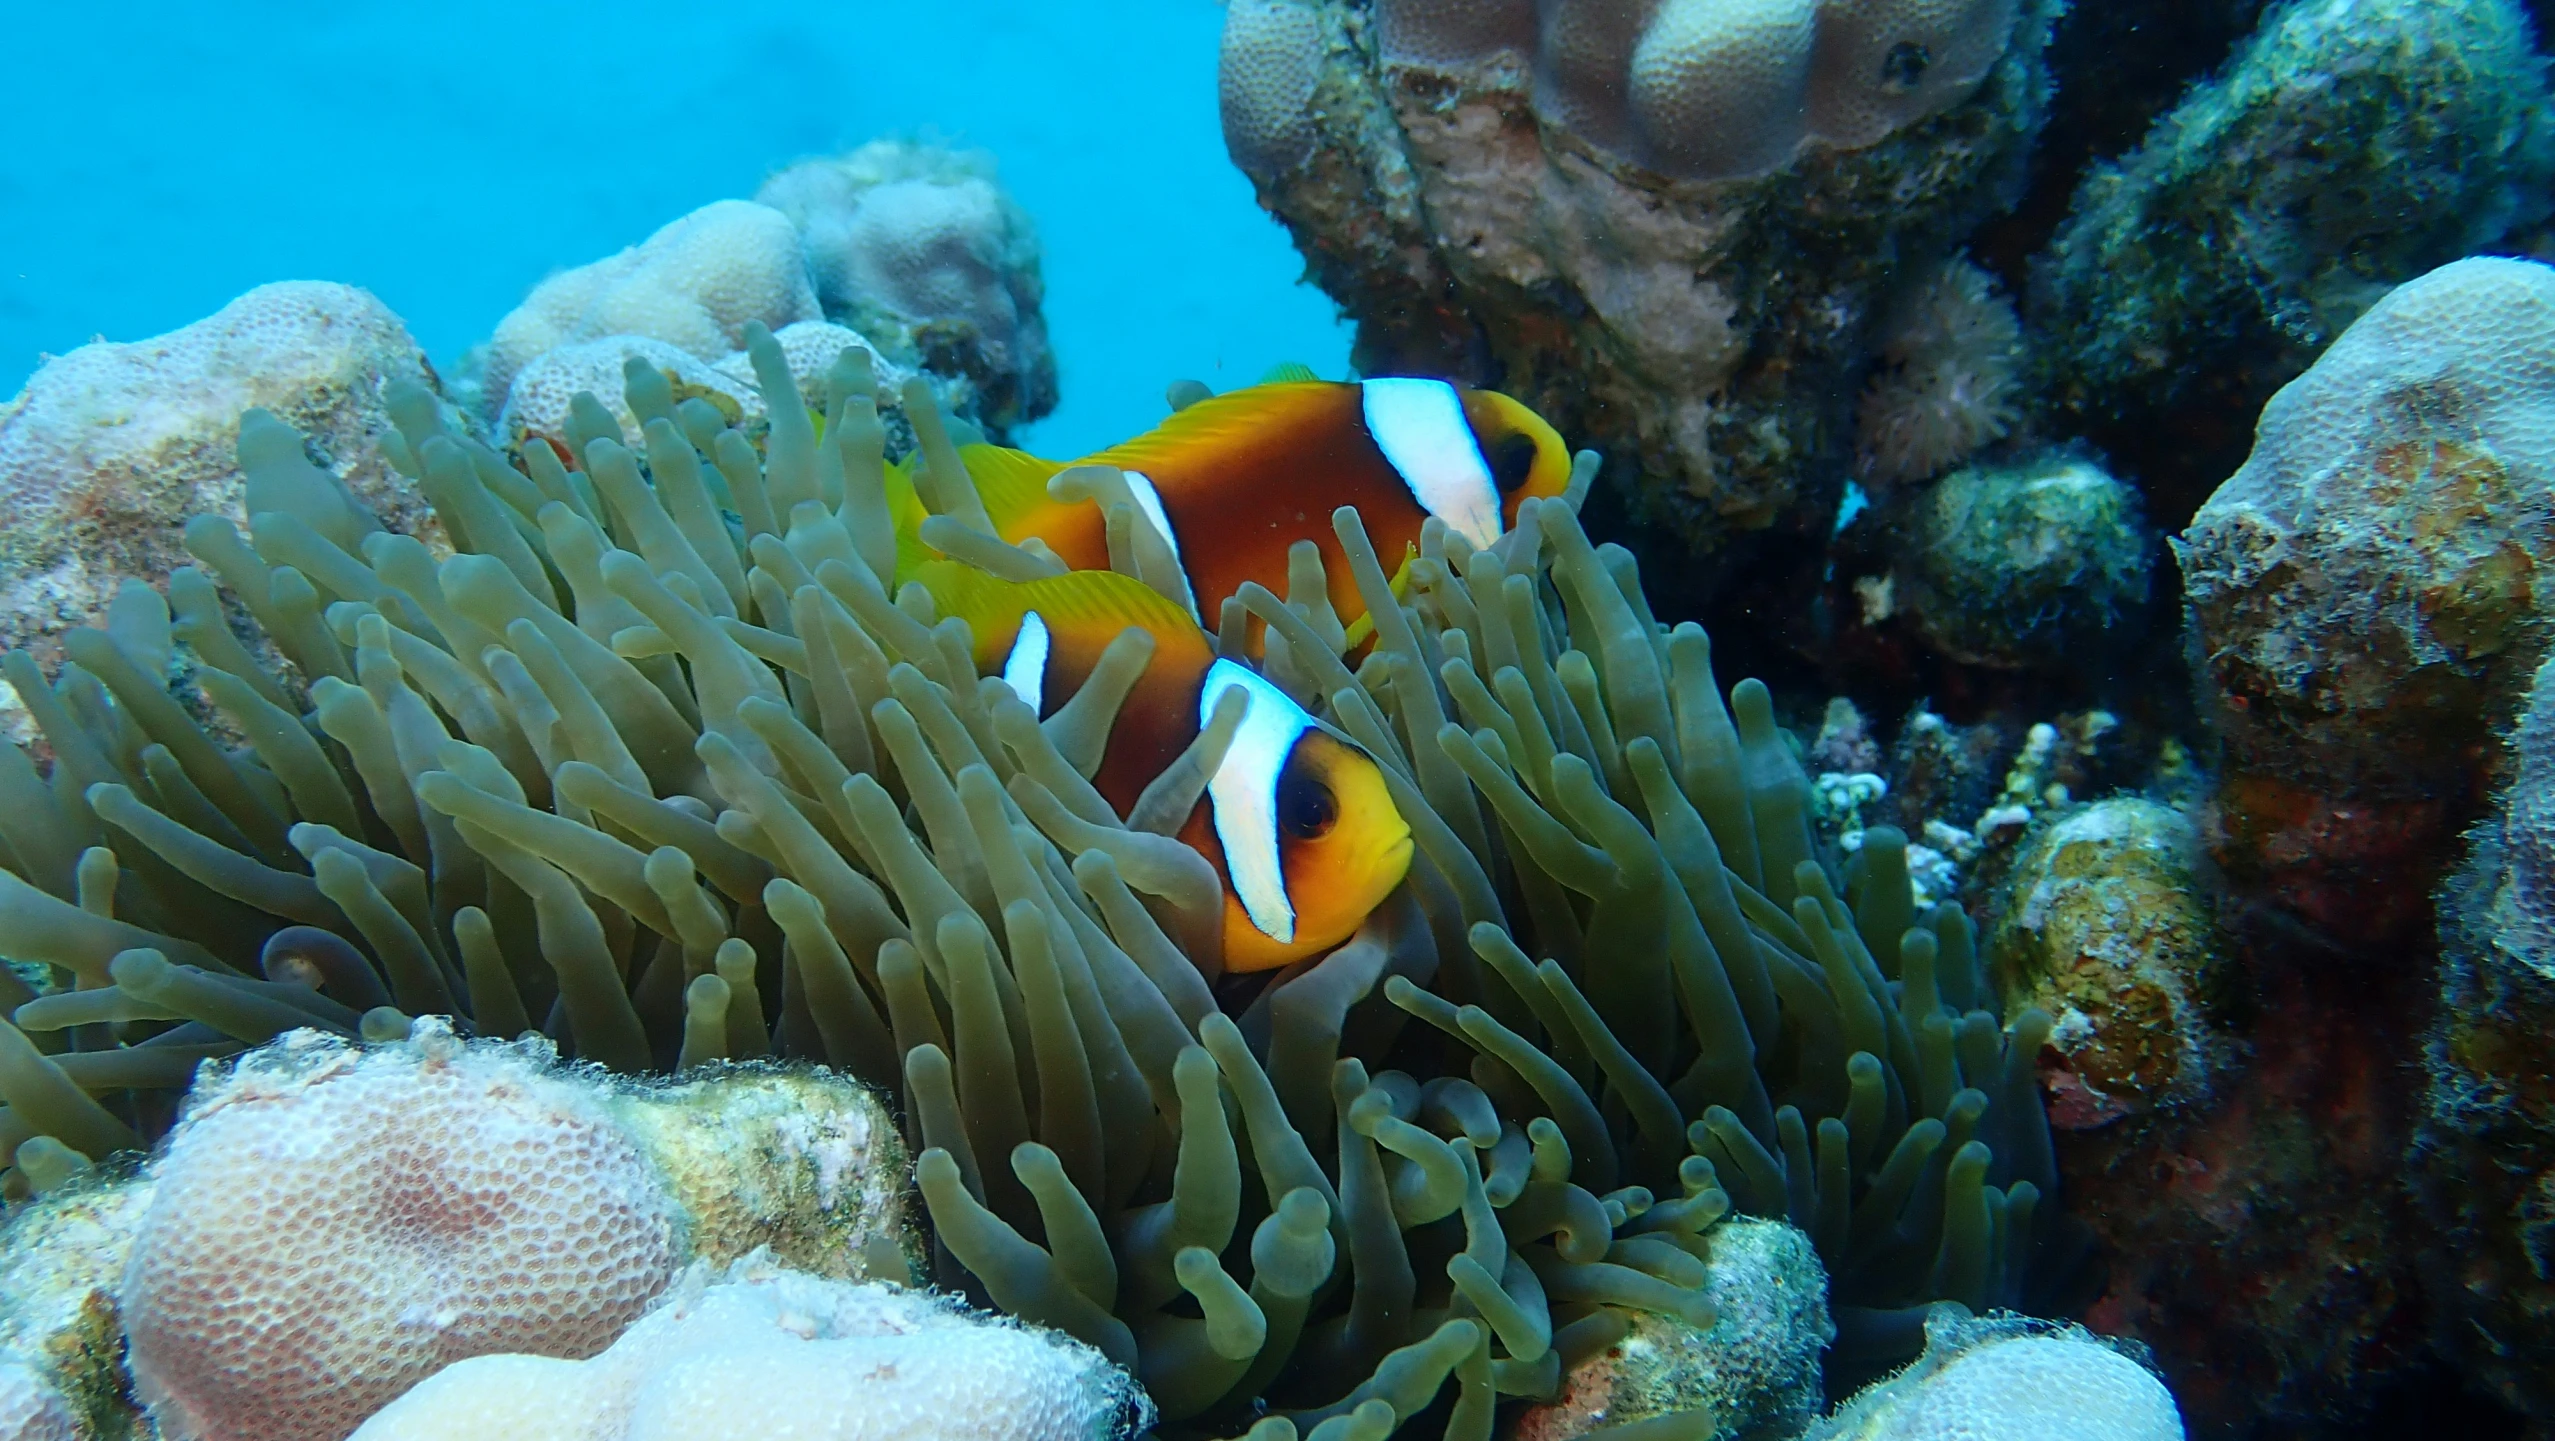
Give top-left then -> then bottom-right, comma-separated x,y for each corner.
1981,799 -> 2222,1126
1888,453 -> 2152,671
0,314 -> 2068,1437
2179,255 -> 2555,940
757,142 -> 1058,436
482,201 -> 821,425
1218,0 -> 2061,583
0,282 -> 443,725
348,1251 -> 1145,1441
1362,0 -> 2023,182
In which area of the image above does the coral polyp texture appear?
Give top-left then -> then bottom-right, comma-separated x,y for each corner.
0,302 -> 2070,1440
1219,0 -> 2058,579
0,282 -> 441,703
2178,255 -> 2555,940
121,1022 -> 685,1441
349,1252 -> 1146,1441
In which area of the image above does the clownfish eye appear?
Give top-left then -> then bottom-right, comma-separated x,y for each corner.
1491,433 -> 1540,493
1278,772 -> 1338,840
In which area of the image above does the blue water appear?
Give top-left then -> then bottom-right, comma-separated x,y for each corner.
0,0 -> 1351,458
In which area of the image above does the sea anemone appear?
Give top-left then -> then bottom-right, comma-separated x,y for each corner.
1856,261 -> 2024,487
0,326 -> 2064,1437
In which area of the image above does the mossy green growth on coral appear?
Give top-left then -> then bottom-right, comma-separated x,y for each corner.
2035,0 -> 2555,424
0,326 -> 2063,1437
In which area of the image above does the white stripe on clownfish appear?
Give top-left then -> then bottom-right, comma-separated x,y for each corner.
1121,469 -> 1204,625
1001,610 -> 1051,710
1200,658 -> 1313,945
1361,377 -> 1503,552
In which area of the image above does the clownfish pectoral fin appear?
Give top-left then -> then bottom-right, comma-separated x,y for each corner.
957,444 -> 1070,531
1259,361 -> 1323,384
1339,542 -> 1422,653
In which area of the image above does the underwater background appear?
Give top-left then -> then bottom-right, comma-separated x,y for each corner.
7,0 -> 2555,1438
0,0 -> 1352,456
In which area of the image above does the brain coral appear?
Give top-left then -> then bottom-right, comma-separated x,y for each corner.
349,1251 -> 1146,1441
483,200 -> 821,423
756,142 -> 1057,435
2179,255 -> 2555,936
120,1021 -> 684,1441
0,281 -> 439,701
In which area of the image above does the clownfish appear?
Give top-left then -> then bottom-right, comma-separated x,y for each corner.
918,560 -> 1413,972
949,376 -> 1573,629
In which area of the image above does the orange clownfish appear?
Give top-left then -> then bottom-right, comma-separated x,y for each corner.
918,560 -> 1413,972
953,377 -> 1573,628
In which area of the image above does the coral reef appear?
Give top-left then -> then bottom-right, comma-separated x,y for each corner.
1218,0 -> 2061,583
1981,799 -> 2222,1128
2419,650 -> 2555,1423
1810,1309 -> 2181,1440
757,142 -> 1058,436
1885,454 -> 2152,671
2035,0 -> 2555,521
482,201 -> 821,425
2180,255 -> 2555,944
0,314 -> 2069,1437
0,282 -> 443,728
1855,260 -> 2025,487
349,1251 -> 1146,1441
1510,1217 -> 1831,1440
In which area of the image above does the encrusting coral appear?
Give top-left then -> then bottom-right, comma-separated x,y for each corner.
1808,1309 -> 2181,1441
0,320 -> 2066,1437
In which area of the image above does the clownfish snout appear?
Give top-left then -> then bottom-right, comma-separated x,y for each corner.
1220,729 -> 1415,973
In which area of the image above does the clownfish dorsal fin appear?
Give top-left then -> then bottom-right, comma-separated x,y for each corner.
1083,381 -> 1348,478
1258,362 -> 1322,384
957,444 -> 1070,531
914,559 -> 1205,654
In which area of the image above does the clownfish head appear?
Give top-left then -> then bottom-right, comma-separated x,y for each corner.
1200,662 -> 1415,972
1459,387 -> 1574,530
